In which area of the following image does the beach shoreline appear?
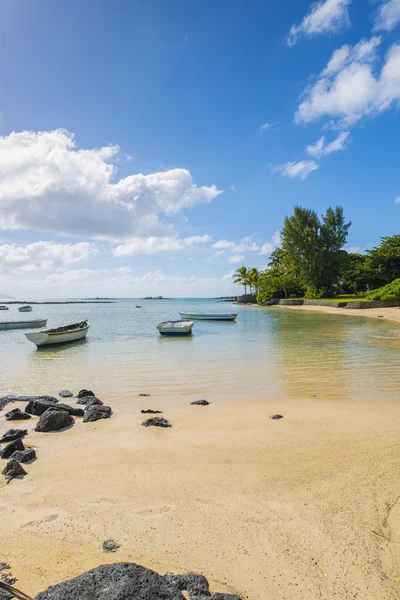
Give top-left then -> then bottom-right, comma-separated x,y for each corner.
2,393 -> 400,599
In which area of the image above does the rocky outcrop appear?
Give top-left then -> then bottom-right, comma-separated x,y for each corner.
191,400 -> 210,406
77,389 -> 95,399
25,398 -> 59,416
35,409 -> 74,432
83,405 -> 112,423
0,438 -> 24,459
8,449 -> 36,463
32,563 -> 243,600
142,417 -> 171,428
0,429 -> 27,444
77,396 -> 103,406
0,394 -> 58,412
5,408 -> 31,421
236,294 -> 256,304
46,404 -> 84,417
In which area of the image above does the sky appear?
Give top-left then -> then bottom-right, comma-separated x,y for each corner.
1,0 -> 400,298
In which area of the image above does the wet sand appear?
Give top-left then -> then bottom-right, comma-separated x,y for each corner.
2,395 -> 400,599
274,303 -> 400,325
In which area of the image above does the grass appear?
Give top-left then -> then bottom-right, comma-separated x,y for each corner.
322,294 -> 366,303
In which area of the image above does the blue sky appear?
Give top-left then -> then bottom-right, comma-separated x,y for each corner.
1,0 -> 400,297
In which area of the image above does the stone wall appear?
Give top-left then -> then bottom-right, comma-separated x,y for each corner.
304,300 -> 348,308
342,300 -> 400,309
277,299 -> 304,306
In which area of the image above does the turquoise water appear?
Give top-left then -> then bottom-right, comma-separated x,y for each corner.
0,299 -> 399,404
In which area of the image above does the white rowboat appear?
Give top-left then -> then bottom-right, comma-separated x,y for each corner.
157,320 -> 194,336
19,305 -> 33,312
0,319 -> 47,331
25,320 -> 90,347
179,312 -> 237,321
0,306 -> 9,310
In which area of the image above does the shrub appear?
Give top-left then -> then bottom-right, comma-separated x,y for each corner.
365,278 -> 400,301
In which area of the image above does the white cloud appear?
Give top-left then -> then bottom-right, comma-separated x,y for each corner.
113,234 -> 211,257
0,241 -> 96,273
274,160 -> 319,180
46,268 -> 96,285
287,0 -> 351,46
228,254 -> 245,264
213,230 -> 281,258
260,123 -> 274,133
295,36 -> 400,126
345,245 -> 364,253
374,0 -> 400,32
306,131 -> 350,157
259,230 -> 281,256
0,129 -> 222,241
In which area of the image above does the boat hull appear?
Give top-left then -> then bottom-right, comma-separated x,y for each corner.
179,312 -> 237,321
26,325 -> 89,347
19,306 -> 33,312
157,320 -> 194,335
0,319 -> 47,330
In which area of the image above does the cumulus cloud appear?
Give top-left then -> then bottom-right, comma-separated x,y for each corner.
213,231 -> 281,257
273,161 -> 319,180
287,0 -> 352,46
0,241 -> 96,273
0,129 -> 222,241
228,254 -> 245,264
306,131 -> 350,157
374,0 -> 400,32
113,234 -> 210,257
295,36 -> 400,126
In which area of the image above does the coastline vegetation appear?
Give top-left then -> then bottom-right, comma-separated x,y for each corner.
233,205 -> 400,303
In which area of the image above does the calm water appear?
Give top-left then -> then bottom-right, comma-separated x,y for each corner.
0,299 -> 399,405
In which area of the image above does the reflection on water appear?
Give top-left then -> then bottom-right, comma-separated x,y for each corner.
0,299 -> 399,405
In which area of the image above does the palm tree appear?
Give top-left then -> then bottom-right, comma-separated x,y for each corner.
247,268 -> 261,295
233,266 -> 249,294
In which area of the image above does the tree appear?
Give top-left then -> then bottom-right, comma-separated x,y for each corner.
340,253 -> 369,293
233,266 -> 249,295
257,272 -> 302,303
366,278 -> 400,301
281,205 -> 351,297
366,235 -> 400,287
247,268 -> 261,294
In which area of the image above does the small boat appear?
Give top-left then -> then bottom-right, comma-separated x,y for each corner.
19,305 -> 33,312
25,320 -> 90,347
136,305 -> 142,308
157,320 -> 194,336
0,319 -> 47,331
0,305 -> 9,310
179,312 -> 237,321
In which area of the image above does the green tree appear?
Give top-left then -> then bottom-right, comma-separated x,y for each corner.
281,205 -> 351,297
233,266 -> 249,295
340,253 -> 369,293
366,235 -> 400,287
247,267 -> 261,294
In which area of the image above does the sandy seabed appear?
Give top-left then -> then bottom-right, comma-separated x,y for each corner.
1,390 -> 400,599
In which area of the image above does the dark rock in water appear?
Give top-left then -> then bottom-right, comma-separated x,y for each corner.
35,409 -> 74,432
59,390 -> 73,398
142,417 -> 171,428
83,405 -> 112,423
0,438 -> 24,459
0,429 -> 27,443
102,539 -> 120,553
270,414 -> 284,420
46,404 -> 84,417
77,396 -> 103,406
8,449 -> 36,463
138,393 -> 150,397
5,408 -> 31,421
0,394 -> 58,412
2,460 -> 27,480
25,398 -> 59,416
31,563 -> 243,600
141,409 -> 162,414
191,399 -> 210,406
77,389 -> 95,399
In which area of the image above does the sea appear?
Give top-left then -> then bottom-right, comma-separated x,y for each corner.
1,298 -> 399,406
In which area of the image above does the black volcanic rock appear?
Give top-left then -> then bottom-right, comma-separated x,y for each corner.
191,400 -> 210,406
77,389 -> 95,399
32,563 -> 243,600
59,390 -> 73,398
83,405 -> 112,423
141,409 -> 163,414
0,429 -> 27,443
35,409 -> 74,432
5,408 -> 31,421
142,417 -> 171,428
0,438 -> 24,459
2,460 -> 27,481
270,414 -> 284,420
77,396 -> 103,406
46,404 -> 84,417
25,398 -> 58,416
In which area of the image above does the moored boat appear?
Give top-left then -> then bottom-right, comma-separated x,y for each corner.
0,305 -> 9,310
25,320 -> 90,347
179,312 -> 237,321
19,305 -> 33,312
157,320 -> 194,335
0,319 -> 47,330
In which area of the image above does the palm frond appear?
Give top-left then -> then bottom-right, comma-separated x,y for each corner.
0,581 -> 32,600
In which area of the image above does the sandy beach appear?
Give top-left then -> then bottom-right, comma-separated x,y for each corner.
2,393 -> 400,599
272,303 -> 400,325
